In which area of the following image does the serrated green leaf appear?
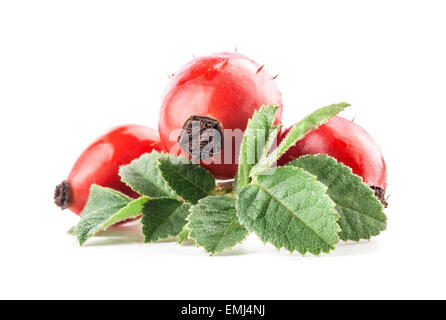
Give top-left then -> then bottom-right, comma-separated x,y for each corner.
237,105 -> 279,191
76,185 -> 147,245
187,196 -> 248,254
251,102 -> 349,176
141,198 -> 192,242
237,166 -> 340,255
289,154 -> 387,241
177,228 -> 190,244
119,151 -> 177,198
157,157 -> 215,204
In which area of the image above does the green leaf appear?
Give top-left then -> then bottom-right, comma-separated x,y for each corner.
141,198 -> 192,242
187,196 -> 248,254
119,151 -> 177,198
237,105 -> 280,191
157,157 -> 215,204
250,102 -> 349,176
237,166 -> 340,255
76,185 -> 147,245
289,154 -> 387,241
177,228 -> 190,244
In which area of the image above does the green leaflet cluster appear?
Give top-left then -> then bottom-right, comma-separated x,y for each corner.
70,103 -> 387,256
73,151 -> 216,245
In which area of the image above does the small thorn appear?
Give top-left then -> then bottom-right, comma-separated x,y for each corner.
272,73 -> 280,80
351,117 -> 356,122
165,73 -> 172,79
256,64 -> 265,74
234,46 -> 238,53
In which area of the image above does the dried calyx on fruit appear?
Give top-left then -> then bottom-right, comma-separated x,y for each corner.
54,180 -> 71,210
178,115 -> 223,161
370,186 -> 388,208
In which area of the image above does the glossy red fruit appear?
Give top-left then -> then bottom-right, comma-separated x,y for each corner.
54,125 -> 163,215
278,116 -> 388,205
159,52 -> 283,179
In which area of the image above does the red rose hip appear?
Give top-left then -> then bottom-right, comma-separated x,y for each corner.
158,52 -> 283,179
278,116 -> 388,206
54,125 -> 163,215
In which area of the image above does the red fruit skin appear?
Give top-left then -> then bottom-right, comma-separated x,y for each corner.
278,116 -> 387,190
65,125 -> 163,215
159,52 -> 283,179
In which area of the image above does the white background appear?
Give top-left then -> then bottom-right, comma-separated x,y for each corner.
1,0 -> 445,300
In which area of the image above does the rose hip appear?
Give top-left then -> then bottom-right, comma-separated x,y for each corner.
278,116 -> 388,206
54,125 -> 163,214
158,52 -> 283,179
